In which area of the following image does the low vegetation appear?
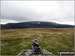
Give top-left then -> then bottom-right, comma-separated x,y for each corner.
1,28 -> 74,55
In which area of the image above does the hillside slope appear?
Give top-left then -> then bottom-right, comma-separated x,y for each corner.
1,21 -> 74,29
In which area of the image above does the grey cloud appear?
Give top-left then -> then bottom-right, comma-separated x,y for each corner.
1,1 -> 74,25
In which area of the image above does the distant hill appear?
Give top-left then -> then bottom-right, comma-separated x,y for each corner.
1,21 -> 74,29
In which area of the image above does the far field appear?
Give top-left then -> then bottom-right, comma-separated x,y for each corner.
1,28 -> 74,55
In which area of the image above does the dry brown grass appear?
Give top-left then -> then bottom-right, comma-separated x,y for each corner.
1,28 -> 74,55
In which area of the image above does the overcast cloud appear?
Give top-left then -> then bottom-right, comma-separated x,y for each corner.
1,1 -> 74,25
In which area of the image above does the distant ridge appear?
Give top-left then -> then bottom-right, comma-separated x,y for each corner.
1,21 -> 74,29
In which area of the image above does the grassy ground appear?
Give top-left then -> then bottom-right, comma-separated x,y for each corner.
1,28 -> 74,55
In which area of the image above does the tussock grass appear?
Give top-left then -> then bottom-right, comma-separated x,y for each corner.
1,28 -> 74,55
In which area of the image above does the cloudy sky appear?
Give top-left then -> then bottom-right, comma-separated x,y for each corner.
1,1 -> 74,25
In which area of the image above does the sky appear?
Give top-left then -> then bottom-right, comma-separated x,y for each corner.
1,1 -> 74,25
